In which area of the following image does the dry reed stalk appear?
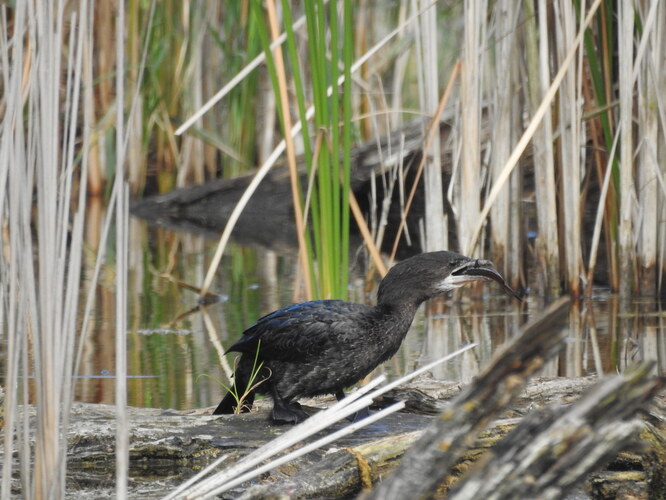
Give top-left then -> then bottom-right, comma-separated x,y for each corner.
653,6 -> 666,292
390,0 -> 410,130
178,3 -> 207,187
0,5 -> 28,496
554,0 -> 584,296
618,1 -> 636,299
126,0 -> 144,192
389,62 -> 461,261
114,2 -> 129,497
89,0 -> 115,195
635,2 -> 663,295
488,0 -> 520,278
115,186 -> 130,499
418,0 -> 446,251
264,0 -> 313,300
508,120 -> 523,288
459,0 -> 486,256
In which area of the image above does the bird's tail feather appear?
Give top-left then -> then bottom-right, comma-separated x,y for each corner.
213,388 -> 255,414
212,369 -> 256,415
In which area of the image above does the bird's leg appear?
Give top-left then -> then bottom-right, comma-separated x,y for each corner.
335,388 -> 370,422
269,384 -> 309,424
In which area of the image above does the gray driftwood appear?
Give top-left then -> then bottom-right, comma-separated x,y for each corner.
445,363 -> 665,500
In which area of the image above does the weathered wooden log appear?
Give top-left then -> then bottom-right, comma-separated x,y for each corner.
445,363 -> 665,500
130,119 -> 436,222
376,374 -> 599,417
234,430 -> 423,500
4,371 -> 662,498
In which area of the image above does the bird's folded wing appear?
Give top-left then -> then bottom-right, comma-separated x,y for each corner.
227,300 -> 368,362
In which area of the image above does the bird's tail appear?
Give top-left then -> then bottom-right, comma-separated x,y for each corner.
212,388 -> 255,414
212,360 -> 257,415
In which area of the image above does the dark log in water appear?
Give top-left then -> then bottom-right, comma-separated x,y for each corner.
131,114 -> 617,289
130,117 -> 464,258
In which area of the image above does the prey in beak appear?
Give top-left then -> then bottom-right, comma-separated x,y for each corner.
448,259 -> 522,301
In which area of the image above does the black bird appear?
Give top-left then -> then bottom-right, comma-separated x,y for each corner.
213,251 -> 521,424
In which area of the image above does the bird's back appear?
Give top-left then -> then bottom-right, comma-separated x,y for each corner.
228,300 -> 376,360
227,299 -> 404,400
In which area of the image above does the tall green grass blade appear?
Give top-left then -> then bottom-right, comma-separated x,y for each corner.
339,0 -> 353,296
280,0 -> 321,285
255,1 -> 355,300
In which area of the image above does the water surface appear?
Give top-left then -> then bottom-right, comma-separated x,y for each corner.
71,217 -> 666,410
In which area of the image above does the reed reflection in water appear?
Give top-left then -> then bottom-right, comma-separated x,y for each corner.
67,215 -> 666,411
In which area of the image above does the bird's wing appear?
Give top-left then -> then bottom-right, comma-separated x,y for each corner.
227,300 -> 369,362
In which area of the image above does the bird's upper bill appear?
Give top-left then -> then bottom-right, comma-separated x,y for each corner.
442,259 -> 522,300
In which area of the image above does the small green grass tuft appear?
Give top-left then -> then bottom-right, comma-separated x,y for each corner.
199,340 -> 270,414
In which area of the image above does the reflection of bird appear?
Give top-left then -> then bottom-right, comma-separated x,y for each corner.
213,251 -> 521,424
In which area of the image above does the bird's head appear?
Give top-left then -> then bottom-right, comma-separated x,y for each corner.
377,251 -> 521,307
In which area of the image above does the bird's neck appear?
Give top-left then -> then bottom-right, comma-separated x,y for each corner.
376,296 -> 422,318
374,300 -> 421,340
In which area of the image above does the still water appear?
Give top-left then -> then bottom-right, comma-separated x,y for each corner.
73,215 -> 666,411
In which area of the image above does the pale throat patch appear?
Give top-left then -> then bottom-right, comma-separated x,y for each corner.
437,274 -> 486,292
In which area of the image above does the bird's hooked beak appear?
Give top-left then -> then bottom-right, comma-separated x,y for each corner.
448,259 -> 522,301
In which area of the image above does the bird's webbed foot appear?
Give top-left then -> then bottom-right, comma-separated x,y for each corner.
270,387 -> 309,424
270,404 -> 309,424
